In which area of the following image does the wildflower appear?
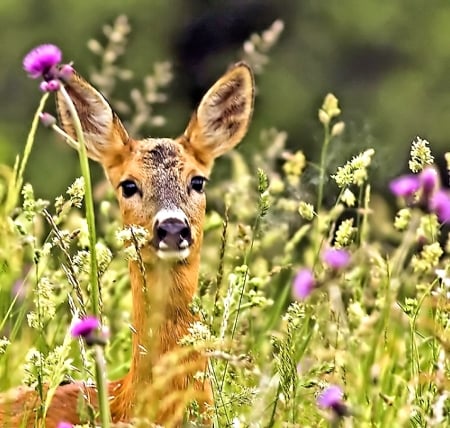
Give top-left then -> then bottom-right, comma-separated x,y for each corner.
429,190 -> 450,223
331,121 -> 345,137
409,137 -> 434,173
317,385 -> 348,416
394,208 -> 412,231
283,150 -> 306,178
23,44 -> 62,79
334,218 -> 355,248
411,242 -> 443,274
71,316 -> 99,339
340,188 -> 356,207
332,149 -> 375,188
322,248 -> 350,270
292,268 -> 315,299
23,44 -> 73,92
419,166 -> 439,196
389,175 -> 420,199
298,201 -> 315,220
319,93 -> 341,125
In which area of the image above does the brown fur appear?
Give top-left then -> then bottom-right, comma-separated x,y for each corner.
0,63 -> 254,427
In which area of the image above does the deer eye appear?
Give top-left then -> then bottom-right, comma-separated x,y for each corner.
120,180 -> 141,198
190,176 -> 207,193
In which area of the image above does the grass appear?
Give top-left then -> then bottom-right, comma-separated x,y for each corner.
0,19 -> 449,428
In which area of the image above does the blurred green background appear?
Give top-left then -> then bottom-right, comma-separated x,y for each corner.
1,0 -> 449,200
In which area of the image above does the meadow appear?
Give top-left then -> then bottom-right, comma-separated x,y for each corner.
0,18 -> 449,427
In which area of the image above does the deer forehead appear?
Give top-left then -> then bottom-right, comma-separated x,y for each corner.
110,138 -> 206,185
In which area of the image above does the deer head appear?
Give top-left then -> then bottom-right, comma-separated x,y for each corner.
56,64 -> 254,265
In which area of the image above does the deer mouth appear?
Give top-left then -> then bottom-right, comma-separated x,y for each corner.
155,239 -> 191,261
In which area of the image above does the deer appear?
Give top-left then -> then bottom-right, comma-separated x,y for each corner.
0,62 -> 254,427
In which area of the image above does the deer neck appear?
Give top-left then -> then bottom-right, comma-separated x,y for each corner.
128,253 -> 200,378
109,253 -> 206,420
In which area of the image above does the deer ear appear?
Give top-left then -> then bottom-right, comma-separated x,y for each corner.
55,71 -> 130,164
183,63 -> 254,169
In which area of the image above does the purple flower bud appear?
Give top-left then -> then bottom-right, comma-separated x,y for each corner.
23,44 -> 62,79
419,166 -> 440,196
46,79 -> 60,92
389,175 -> 420,198
39,112 -> 57,127
58,64 -> 74,82
429,190 -> 450,224
71,316 -> 99,339
322,248 -> 351,270
292,268 -> 315,300
317,385 -> 343,409
39,79 -> 60,92
57,423 -> 73,428
39,81 -> 50,92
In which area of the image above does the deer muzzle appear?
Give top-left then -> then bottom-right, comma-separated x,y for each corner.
152,210 -> 193,261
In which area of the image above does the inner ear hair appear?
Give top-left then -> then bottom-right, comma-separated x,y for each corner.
186,63 -> 254,164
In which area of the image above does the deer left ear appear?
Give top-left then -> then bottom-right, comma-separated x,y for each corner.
183,63 -> 255,169
55,70 -> 130,164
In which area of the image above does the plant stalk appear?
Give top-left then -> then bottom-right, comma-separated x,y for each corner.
59,85 -> 110,426
59,86 -> 100,319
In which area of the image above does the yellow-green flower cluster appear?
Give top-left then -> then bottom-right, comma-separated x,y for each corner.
179,321 -> 212,347
66,176 -> 85,208
416,214 -> 440,243
22,183 -> 48,222
340,188 -> 356,207
73,242 -> 112,277
332,149 -> 375,188
116,225 -> 150,261
411,242 -> 443,274
298,201 -> 315,220
409,137 -> 434,173
318,93 -> 341,125
394,208 -> 412,231
27,277 -> 56,329
282,150 -> 306,186
334,218 -> 356,248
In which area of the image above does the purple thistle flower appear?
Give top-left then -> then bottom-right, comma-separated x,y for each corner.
292,268 -> 315,300
23,44 -> 62,79
419,166 -> 440,195
317,385 -> 343,409
57,423 -> 73,428
71,316 -> 99,338
429,190 -> 450,224
322,248 -> 350,270
317,384 -> 348,417
389,175 -> 420,198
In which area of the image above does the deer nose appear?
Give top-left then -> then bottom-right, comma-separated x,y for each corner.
154,218 -> 192,251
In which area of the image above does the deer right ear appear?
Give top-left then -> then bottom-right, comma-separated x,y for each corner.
55,71 -> 130,164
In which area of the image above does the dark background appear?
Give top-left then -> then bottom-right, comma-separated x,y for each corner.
1,0 -> 449,199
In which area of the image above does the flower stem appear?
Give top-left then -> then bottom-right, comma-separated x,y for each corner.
317,122 -> 331,218
58,86 -> 110,425
94,344 -> 111,428
59,86 -> 100,319
314,122 -> 331,255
